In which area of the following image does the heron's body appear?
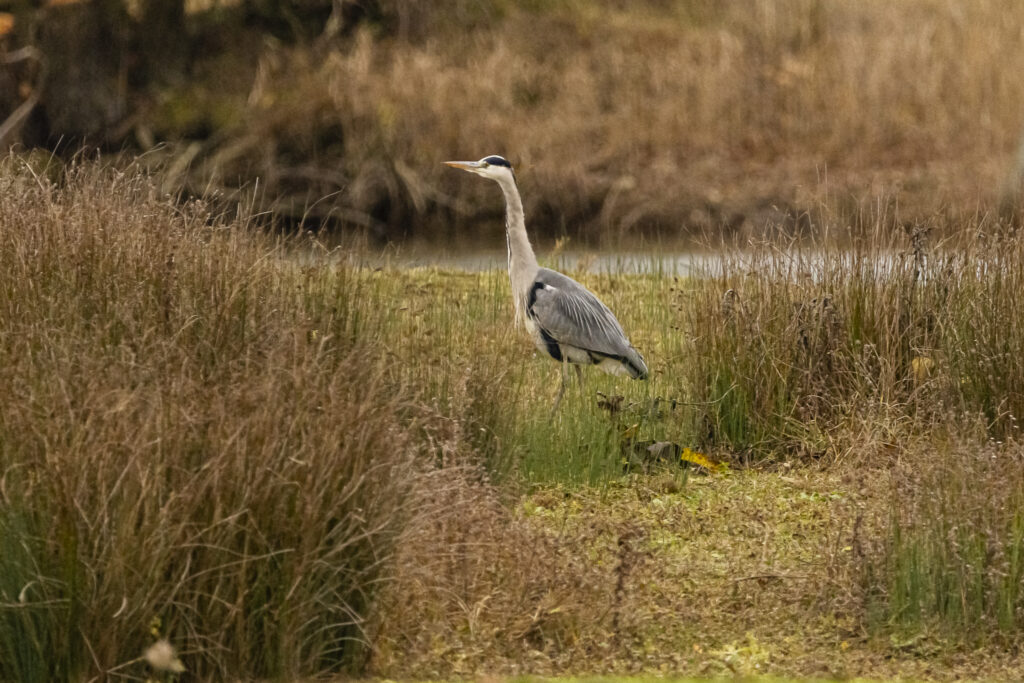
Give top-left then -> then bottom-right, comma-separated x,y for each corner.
526,268 -> 648,378
446,155 -> 648,386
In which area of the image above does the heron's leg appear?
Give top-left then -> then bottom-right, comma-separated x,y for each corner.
574,364 -> 584,394
551,361 -> 569,415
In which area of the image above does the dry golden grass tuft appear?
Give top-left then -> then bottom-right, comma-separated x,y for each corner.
153,0 -> 1024,240
677,219 -> 1024,463
0,156 -> 477,680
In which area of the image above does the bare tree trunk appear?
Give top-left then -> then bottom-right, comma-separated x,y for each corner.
0,47 -> 45,149
40,0 -> 129,143
139,0 -> 186,83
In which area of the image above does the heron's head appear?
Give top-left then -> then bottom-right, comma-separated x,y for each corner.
444,155 -> 515,183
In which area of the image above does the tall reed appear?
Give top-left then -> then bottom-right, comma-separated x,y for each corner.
863,434 -> 1024,638
680,218 -> 1024,461
0,157 -> 428,680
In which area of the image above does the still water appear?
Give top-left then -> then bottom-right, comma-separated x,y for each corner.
298,238 -> 933,281
370,247 -> 727,276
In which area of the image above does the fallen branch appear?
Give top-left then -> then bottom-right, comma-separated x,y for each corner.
0,46 -> 45,149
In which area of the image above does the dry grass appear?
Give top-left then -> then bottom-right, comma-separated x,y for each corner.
679,222 -> 1024,462
9,157 -> 1024,680
864,431 -> 1024,640
354,202 -> 1024,676
372,465 -> 851,678
371,464 -> 1024,681
0,156 -> 468,680
140,0 -> 1024,239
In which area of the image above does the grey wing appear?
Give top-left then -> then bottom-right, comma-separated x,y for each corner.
529,268 -> 638,359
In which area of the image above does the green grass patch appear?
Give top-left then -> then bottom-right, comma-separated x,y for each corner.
864,436 -> 1024,640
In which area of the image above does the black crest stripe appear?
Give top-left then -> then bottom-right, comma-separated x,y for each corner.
482,155 -> 512,168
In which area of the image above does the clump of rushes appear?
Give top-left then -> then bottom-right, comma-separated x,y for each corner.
0,156 -> 436,680
681,220 -> 1024,463
864,432 -> 1024,637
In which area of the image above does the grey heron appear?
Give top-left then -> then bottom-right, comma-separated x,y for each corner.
445,155 -> 648,409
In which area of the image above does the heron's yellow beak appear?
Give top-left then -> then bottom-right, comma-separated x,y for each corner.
444,160 -> 483,172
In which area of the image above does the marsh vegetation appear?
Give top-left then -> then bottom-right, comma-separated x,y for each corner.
8,0 -> 1024,238
4,1 -> 1024,680
2,159 -> 1024,680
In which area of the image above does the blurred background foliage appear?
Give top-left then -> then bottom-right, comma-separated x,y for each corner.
1,0 -> 1024,243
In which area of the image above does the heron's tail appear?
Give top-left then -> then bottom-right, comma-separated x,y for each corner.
623,347 -> 649,380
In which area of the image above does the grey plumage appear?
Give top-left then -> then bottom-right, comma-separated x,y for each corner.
444,155 -> 649,397
530,268 -> 648,379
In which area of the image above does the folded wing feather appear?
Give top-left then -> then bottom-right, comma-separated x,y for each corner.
530,269 -> 633,357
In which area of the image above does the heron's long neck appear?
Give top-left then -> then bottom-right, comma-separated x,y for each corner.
496,175 -> 538,325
